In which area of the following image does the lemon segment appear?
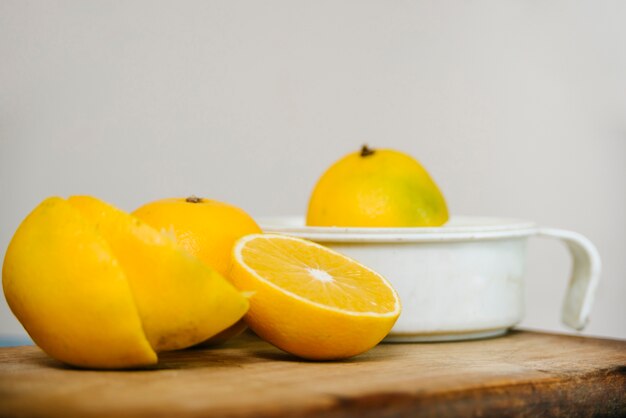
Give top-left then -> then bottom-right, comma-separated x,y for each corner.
2,197 -> 157,369
68,196 -> 249,352
230,234 -> 400,360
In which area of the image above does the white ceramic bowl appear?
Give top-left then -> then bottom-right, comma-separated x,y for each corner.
259,216 -> 601,342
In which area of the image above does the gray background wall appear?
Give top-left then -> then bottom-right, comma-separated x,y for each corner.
1,1 -> 625,339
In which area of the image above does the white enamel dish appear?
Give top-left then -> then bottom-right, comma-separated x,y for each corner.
259,216 -> 601,342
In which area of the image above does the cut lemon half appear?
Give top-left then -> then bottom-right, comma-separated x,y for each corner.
230,234 -> 401,360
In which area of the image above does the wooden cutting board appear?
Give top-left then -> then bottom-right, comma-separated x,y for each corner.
0,330 -> 624,417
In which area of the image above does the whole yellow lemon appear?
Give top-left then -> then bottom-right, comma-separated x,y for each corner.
307,146 -> 449,227
132,196 -> 261,277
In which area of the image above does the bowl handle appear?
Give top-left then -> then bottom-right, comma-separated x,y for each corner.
536,228 -> 601,330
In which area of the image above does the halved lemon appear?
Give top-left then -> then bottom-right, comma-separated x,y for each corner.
230,234 -> 401,360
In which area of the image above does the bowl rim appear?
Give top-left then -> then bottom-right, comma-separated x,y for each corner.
258,215 -> 538,242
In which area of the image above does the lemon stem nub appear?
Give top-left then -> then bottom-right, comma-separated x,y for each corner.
360,145 -> 375,157
186,196 -> 203,203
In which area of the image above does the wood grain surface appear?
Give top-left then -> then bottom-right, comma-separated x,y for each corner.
0,330 -> 624,418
